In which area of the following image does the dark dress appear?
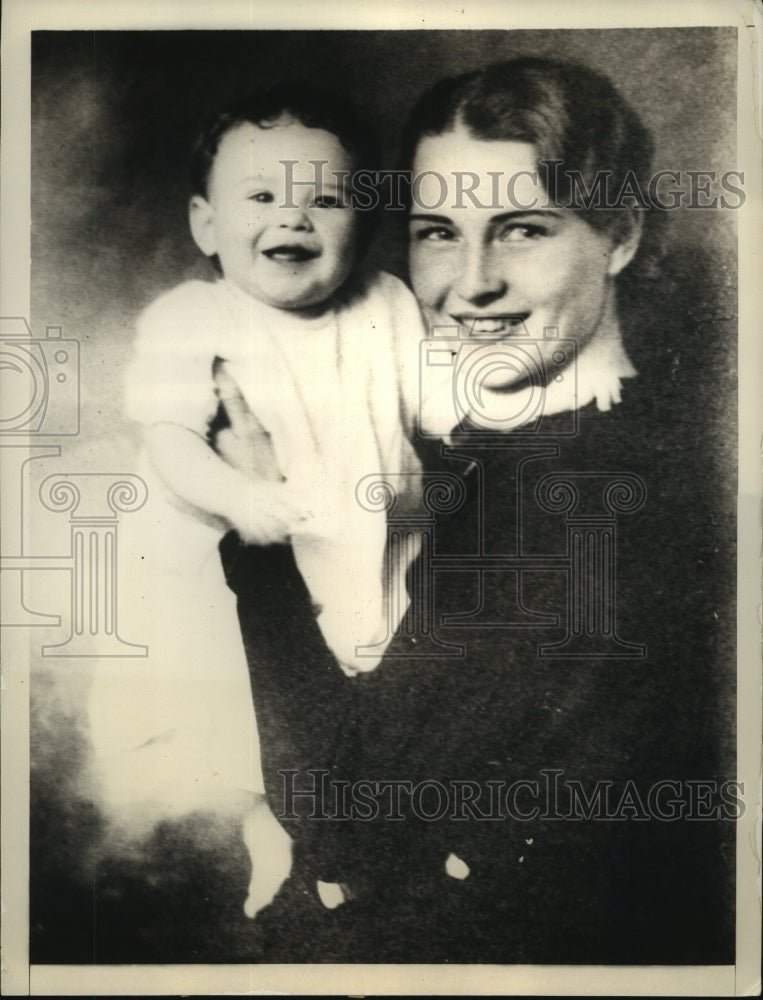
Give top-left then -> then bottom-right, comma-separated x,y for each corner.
221,343 -> 736,964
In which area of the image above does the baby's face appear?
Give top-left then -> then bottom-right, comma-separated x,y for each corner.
190,118 -> 359,310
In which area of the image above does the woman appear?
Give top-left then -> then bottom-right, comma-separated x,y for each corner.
221,57 -> 734,963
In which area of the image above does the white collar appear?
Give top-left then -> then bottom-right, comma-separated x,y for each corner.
540,319 -> 637,419
421,311 -> 637,442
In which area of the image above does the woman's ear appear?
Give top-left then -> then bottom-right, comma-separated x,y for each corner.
189,195 -> 217,257
607,211 -> 644,277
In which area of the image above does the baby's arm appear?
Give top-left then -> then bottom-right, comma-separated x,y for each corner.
145,421 -> 302,545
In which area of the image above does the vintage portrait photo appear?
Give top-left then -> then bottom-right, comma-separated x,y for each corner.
1,0 -> 760,995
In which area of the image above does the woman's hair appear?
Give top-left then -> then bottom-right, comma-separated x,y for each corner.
400,57 -> 654,239
190,83 -> 381,199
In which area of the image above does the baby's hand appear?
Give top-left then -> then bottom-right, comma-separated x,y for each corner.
227,480 -> 307,546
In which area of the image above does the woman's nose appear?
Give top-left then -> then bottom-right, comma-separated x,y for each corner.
455,244 -> 508,305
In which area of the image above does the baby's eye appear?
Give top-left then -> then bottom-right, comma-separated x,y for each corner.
313,195 -> 345,209
248,191 -> 274,203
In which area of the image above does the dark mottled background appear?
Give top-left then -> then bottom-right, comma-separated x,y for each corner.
29,28 -> 737,964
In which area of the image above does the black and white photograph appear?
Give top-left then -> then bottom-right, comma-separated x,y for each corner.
1,0 -> 760,995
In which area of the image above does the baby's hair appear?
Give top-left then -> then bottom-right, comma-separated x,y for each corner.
190,83 -> 382,199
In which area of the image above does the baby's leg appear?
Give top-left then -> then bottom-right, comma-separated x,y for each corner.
242,793 -> 293,919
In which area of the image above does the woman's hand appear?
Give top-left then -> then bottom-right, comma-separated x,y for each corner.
214,362 -> 285,484
213,363 -> 306,545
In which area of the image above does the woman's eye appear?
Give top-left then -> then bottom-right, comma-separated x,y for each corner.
248,191 -> 274,203
498,223 -> 546,242
411,226 -> 457,242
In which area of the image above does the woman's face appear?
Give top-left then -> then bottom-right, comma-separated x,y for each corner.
409,126 -> 637,389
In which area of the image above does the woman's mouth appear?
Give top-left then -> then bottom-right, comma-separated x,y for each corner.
452,314 -> 531,337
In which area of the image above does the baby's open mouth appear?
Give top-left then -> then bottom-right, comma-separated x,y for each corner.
262,245 -> 319,263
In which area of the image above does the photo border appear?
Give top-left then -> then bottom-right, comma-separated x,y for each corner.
1,0 -> 760,995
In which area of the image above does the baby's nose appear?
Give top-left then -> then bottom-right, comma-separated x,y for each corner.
278,206 -> 312,231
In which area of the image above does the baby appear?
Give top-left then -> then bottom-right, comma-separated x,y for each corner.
122,87 -> 427,915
